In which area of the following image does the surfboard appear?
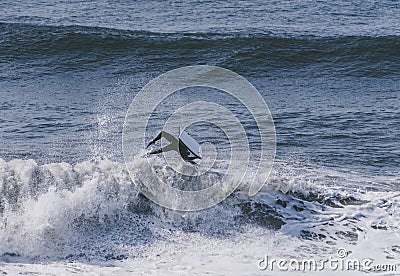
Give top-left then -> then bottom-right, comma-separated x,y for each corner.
179,130 -> 202,159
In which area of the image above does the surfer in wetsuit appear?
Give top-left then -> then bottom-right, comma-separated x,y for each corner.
146,131 -> 201,164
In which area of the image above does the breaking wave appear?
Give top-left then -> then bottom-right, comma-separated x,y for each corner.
0,157 -> 398,261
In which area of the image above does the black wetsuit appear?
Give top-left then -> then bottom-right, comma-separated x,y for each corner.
146,131 -> 200,163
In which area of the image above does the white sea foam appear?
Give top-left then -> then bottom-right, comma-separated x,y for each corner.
0,157 -> 399,274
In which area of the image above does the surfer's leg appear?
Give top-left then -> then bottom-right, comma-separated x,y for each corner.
147,148 -> 163,155
146,131 -> 178,148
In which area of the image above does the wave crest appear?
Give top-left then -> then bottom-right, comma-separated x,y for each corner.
1,22 -> 399,77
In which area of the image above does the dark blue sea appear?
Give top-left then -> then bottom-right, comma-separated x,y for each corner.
0,1 -> 399,274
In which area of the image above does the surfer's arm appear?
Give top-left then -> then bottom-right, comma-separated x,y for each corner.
146,131 -> 177,148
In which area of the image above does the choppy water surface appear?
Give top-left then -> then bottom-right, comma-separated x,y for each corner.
0,0 -> 399,274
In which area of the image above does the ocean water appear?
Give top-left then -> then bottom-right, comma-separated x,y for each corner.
0,0 -> 400,275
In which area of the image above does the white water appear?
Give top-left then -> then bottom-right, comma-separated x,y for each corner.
0,158 -> 399,274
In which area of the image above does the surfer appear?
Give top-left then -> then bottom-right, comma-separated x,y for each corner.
146,130 -> 202,165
